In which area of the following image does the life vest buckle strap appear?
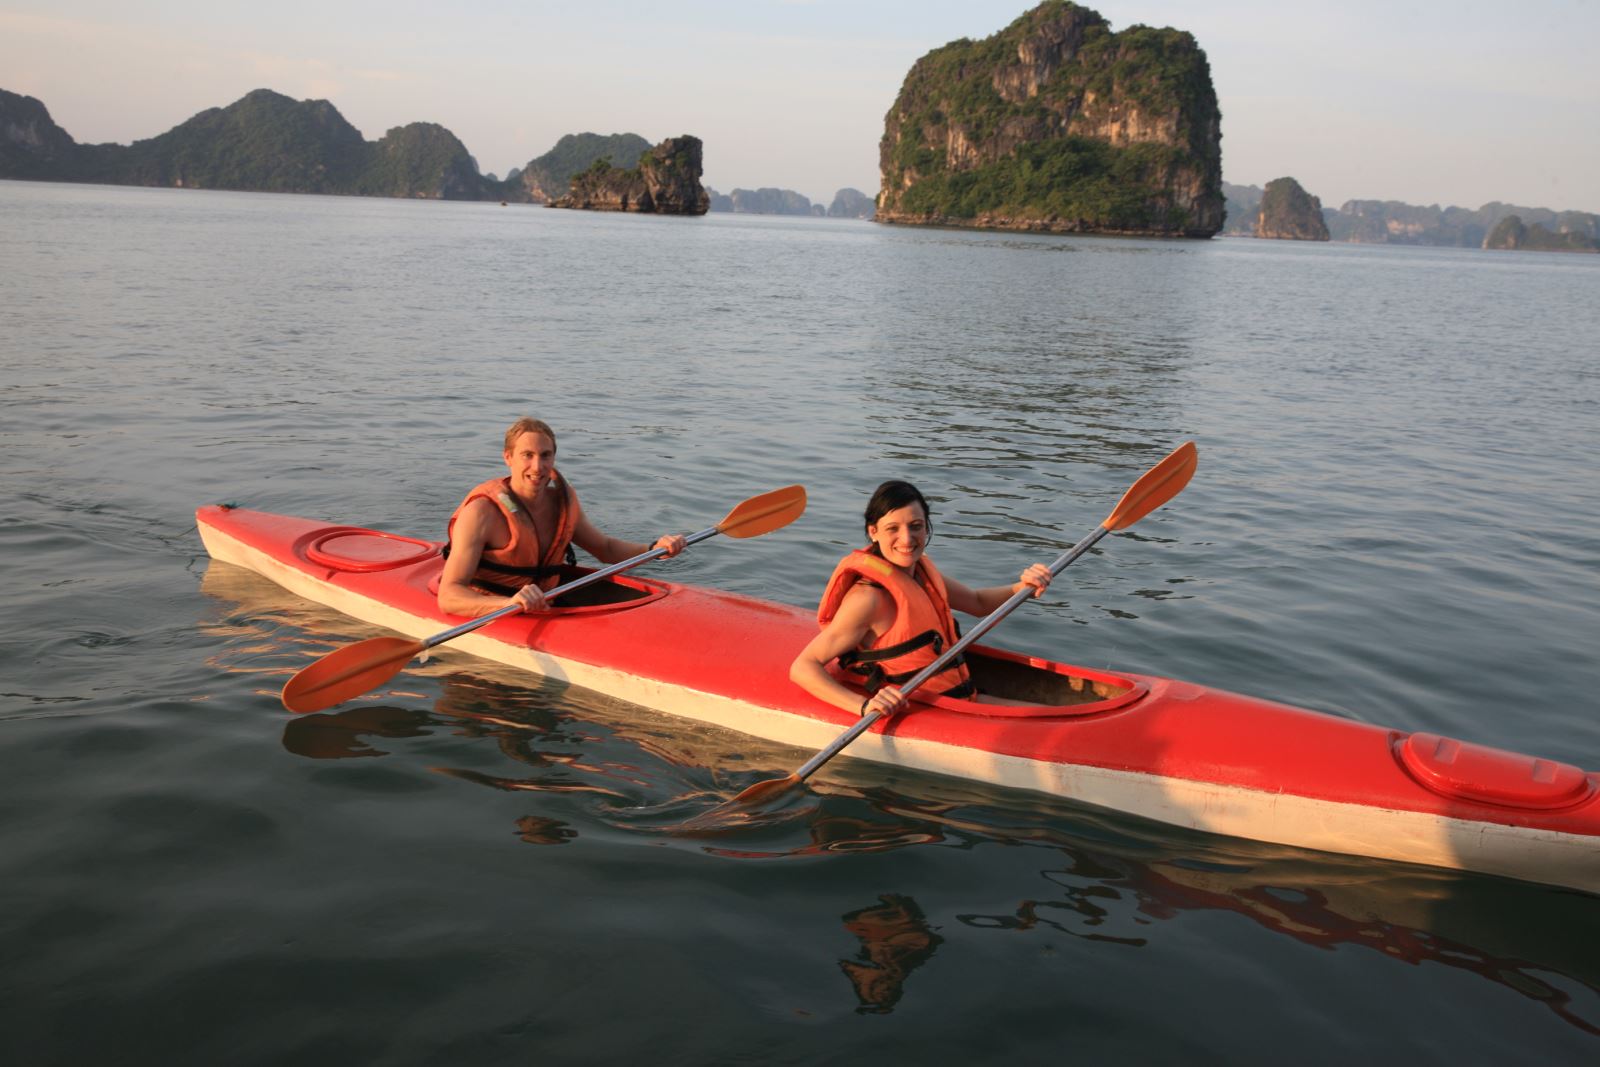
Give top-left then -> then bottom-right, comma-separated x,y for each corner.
443,542 -> 578,570
838,629 -> 942,668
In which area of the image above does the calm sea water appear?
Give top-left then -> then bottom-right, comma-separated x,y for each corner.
2,179 -> 1598,1063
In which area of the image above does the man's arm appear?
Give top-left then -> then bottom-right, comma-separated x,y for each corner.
437,498 -> 545,616
570,507 -> 685,564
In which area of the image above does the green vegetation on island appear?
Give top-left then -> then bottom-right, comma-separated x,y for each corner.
0,88 -> 695,207
877,1 -> 1223,236
550,136 -> 709,215
518,133 -> 652,202
1484,215 -> 1598,253
1255,177 -> 1329,241
0,88 -> 493,199
1220,181 -> 1262,235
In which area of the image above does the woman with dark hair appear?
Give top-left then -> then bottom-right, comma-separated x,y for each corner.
789,480 -> 1051,718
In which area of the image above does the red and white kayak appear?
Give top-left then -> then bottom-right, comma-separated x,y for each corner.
196,504 -> 1600,893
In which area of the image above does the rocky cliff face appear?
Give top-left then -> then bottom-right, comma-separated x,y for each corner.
551,135 -> 709,215
1255,177 -> 1328,240
1483,215 -> 1598,252
639,136 -> 710,213
0,90 -> 79,179
827,188 -> 876,219
1220,182 -> 1262,235
360,121 -> 486,199
877,1 -> 1223,236
517,132 -> 653,204
0,88 -> 499,199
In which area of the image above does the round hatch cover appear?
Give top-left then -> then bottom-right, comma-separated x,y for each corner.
306,528 -> 439,572
1398,732 -> 1593,810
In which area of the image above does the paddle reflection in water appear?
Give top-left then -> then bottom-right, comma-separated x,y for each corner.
838,894 -> 943,1015
275,668 -> 822,841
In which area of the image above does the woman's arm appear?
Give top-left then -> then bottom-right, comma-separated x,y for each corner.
789,585 -> 907,717
944,563 -> 1053,617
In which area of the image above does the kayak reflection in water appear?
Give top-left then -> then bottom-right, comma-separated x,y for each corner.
838,893 -> 943,1014
438,416 -> 686,619
789,480 -> 1051,718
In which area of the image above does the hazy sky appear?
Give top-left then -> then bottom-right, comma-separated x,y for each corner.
3,0 -> 1597,212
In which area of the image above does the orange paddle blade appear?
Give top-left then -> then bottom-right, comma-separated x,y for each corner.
281,635 -> 425,714
728,774 -> 801,808
1103,441 -> 1198,531
716,485 -> 806,538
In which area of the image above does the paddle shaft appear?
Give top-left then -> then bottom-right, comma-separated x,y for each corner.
789,523 -> 1112,784
422,523 -> 723,649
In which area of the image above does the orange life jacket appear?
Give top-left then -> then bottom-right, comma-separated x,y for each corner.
446,474 -> 580,591
816,549 -> 975,698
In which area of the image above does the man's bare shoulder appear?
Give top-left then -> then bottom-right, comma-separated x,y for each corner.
454,495 -> 508,543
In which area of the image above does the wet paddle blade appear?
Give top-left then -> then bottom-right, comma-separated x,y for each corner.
281,636 -> 425,714
726,774 -> 802,808
715,485 -> 807,538
669,775 -> 803,829
1102,441 -> 1198,531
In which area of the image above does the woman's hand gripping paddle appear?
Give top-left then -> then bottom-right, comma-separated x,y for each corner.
726,442 -> 1198,810
280,485 -> 808,714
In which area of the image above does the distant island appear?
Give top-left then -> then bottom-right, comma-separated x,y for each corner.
875,0 -> 1223,237
1255,177 -> 1329,241
1483,215 -> 1597,253
1223,180 -> 1599,252
705,186 -> 875,219
516,132 -> 653,203
549,136 -> 708,215
0,87 -> 708,212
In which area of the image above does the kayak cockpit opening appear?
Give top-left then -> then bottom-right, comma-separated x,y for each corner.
424,564 -> 669,613
967,651 -> 1127,705
547,568 -> 659,608
933,646 -> 1147,718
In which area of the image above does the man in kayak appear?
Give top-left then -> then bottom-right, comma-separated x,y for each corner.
438,417 -> 686,618
789,480 -> 1050,717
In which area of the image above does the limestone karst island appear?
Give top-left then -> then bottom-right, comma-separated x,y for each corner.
876,1 -> 1223,237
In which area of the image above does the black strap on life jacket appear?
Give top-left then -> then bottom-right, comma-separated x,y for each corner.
441,541 -> 578,570
440,541 -> 579,597
837,629 -> 974,698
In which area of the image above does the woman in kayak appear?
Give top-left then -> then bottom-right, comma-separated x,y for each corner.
790,480 -> 1051,717
438,417 -> 686,618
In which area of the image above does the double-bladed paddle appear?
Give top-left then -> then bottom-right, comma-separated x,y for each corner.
280,484 -> 808,714
726,442 -> 1197,809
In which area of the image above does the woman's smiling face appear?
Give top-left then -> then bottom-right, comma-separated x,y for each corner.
867,502 -> 929,570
